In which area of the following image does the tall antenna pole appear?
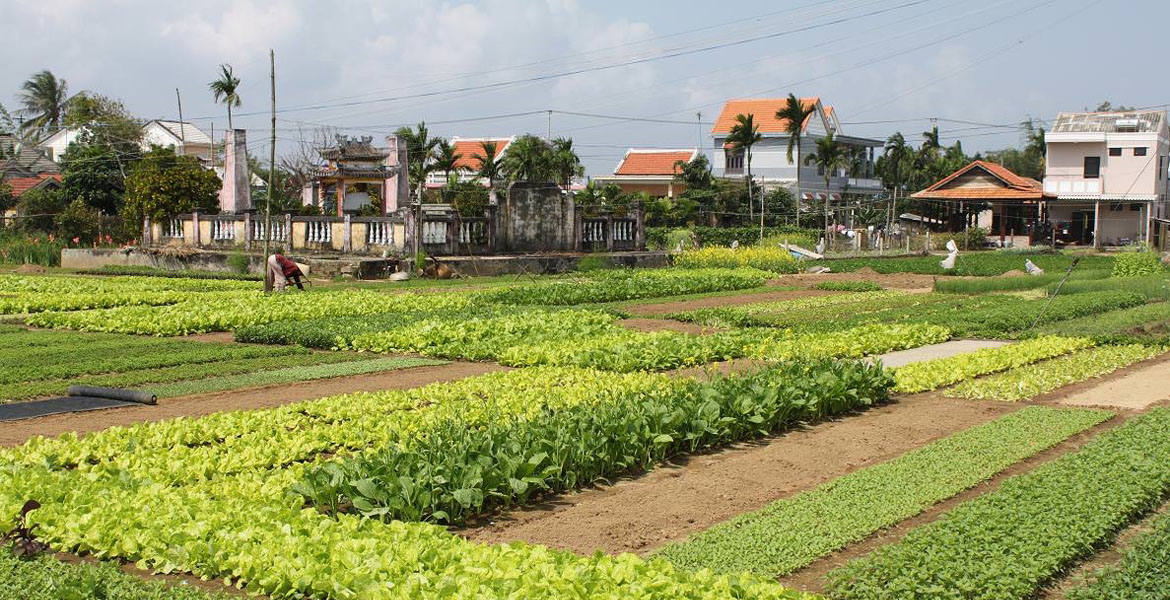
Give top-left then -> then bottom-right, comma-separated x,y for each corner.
264,48 -> 276,291
210,122 -> 215,170
174,88 -> 186,156
696,111 -> 702,150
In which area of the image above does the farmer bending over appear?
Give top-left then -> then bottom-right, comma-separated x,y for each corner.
267,254 -> 305,291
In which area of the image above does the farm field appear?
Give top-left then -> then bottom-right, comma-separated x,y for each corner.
2,249 -> 1170,599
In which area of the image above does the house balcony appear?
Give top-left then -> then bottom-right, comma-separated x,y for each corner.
1044,178 -> 1102,196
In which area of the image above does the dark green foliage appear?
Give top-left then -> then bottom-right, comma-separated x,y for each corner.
0,547 -> 232,600
813,280 -> 883,292
934,269 -> 1111,293
815,252 -> 1114,276
1066,509 -> 1170,600
648,226 -> 820,249
81,266 -> 263,281
828,407 -> 1170,600
123,147 -> 220,226
1031,302 -> 1170,346
1052,274 -> 1170,301
296,360 -> 893,525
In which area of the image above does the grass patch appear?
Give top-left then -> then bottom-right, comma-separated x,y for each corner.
150,356 -> 446,397
1066,506 -> 1170,599
944,344 -> 1164,401
812,252 -> 1114,276
933,269 -> 1110,294
828,406 -> 1170,600
0,548 -> 233,600
1031,302 -> 1170,345
1048,273 -> 1170,301
812,280 -> 883,292
656,406 -> 1110,577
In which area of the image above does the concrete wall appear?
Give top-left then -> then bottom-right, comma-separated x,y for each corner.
500,183 -> 574,251
1046,136 -> 1169,197
1048,202 -> 1149,246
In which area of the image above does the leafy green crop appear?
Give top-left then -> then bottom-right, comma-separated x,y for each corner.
810,252 -> 1114,276
1111,248 -> 1164,277
1065,508 -> 1170,599
891,336 -> 1093,393
933,269 -> 1111,294
297,360 -> 892,525
1048,274 -> 1170,301
946,344 -> 1164,401
812,280 -> 884,292
673,247 -> 800,273
828,406 -> 1170,600
480,267 -> 774,305
656,406 -> 1111,576
1030,301 -> 1170,345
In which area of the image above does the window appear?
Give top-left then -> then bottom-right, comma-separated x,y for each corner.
724,149 -> 744,170
1134,147 -> 1148,156
1131,203 -> 1143,212
1160,156 -> 1164,180
1109,147 -> 1122,156
1083,156 -> 1101,178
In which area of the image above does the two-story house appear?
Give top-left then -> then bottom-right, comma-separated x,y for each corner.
41,120 -> 215,164
711,97 -> 883,208
1043,109 -> 1169,248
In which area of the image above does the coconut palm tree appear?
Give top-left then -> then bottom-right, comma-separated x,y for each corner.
501,134 -> 552,183
393,121 -> 440,200
775,94 -> 815,225
433,139 -> 462,185
883,132 -> 909,229
17,70 -> 71,137
549,137 -> 584,190
726,113 -> 761,223
804,132 -> 850,244
208,64 -> 241,130
472,140 -> 503,189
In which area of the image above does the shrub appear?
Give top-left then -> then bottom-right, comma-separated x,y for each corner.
226,252 -> 251,274
674,246 -> 799,274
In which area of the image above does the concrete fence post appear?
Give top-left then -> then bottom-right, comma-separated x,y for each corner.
191,212 -> 201,248
605,214 -> 615,251
634,201 -> 646,250
573,203 -> 583,252
142,217 -> 152,246
486,204 -> 498,252
402,206 -> 416,255
285,213 -> 293,251
343,214 -> 353,253
244,212 -> 253,252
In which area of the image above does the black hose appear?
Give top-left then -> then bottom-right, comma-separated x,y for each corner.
67,386 -> 157,405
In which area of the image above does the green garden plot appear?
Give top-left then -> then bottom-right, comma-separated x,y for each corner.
809,252 -> 1114,276
945,344 -> 1165,402
655,406 -> 1110,577
0,550 -> 234,600
479,267 -> 774,305
828,406 -> 1170,600
933,269 -> 1111,294
891,336 -> 1093,393
1066,508 -> 1170,600
1031,301 -> 1170,345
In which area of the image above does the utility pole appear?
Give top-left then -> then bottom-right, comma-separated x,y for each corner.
174,88 -> 186,156
264,48 -> 276,292
696,111 -> 702,150
210,123 -> 215,170
546,110 -> 552,140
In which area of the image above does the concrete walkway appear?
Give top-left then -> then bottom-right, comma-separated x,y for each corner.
1061,361 -> 1170,410
870,340 -> 1012,369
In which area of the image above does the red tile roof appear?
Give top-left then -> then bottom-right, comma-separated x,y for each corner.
711,97 -> 820,135
452,138 -> 511,171
614,149 -> 698,176
912,160 -> 1047,200
7,174 -> 62,197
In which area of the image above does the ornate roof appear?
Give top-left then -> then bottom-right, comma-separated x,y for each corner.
319,135 -> 389,160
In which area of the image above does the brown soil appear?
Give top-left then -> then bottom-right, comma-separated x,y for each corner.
998,269 -> 1027,278
183,331 -> 238,344
623,289 -> 834,316
13,264 -> 46,274
779,271 -> 938,290
618,318 -> 722,335
778,413 -> 1125,594
53,551 -> 253,598
459,395 -> 1017,556
0,361 -> 504,446
1037,500 -> 1170,599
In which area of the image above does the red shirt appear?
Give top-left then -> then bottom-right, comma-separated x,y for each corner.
274,255 -> 300,277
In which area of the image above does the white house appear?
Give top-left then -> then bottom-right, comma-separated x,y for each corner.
591,148 -> 699,198
1043,109 -> 1169,247
40,120 -> 214,164
710,97 -> 883,206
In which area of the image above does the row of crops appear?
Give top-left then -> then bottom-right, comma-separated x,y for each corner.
0,363 -> 895,599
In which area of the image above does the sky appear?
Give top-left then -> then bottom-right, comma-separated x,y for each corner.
3,0 -> 1168,177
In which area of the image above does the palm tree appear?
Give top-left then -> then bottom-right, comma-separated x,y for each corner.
775,94 -> 815,225
17,70 -> 71,137
433,139 -> 462,185
501,134 -> 552,183
804,132 -> 850,245
549,137 -> 584,190
472,140 -> 503,189
883,132 -> 909,229
726,113 -> 762,223
208,64 -> 241,130
393,121 -> 440,200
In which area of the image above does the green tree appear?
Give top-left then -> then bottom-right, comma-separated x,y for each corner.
17,70 -> 71,137
14,187 -> 66,233
549,137 -> 584,190
393,121 -> 439,200
726,113 -> 762,220
123,147 -> 220,227
775,94 -> 815,223
59,143 -> 128,214
63,93 -> 142,151
674,154 -> 719,225
433,139 -> 461,185
501,134 -> 553,183
208,64 -> 241,130
54,199 -> 101,243
0,180 -> 14,214
804,132 -> 850,238
471,140 -> 503,191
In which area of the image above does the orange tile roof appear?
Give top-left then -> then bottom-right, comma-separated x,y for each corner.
912,160 -> 1047,200
614,149 -> 697,176
711,97 -> 820,135
7,174 -> 62,197
452,138 -> 511,171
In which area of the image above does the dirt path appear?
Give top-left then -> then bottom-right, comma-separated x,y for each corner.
1058,353 -> 1170,410
0,361 -> 504,446
778,271 -> 938,290
622,289 -> 834,316
778,413 -> 1125,595
458,395 -> 1017,555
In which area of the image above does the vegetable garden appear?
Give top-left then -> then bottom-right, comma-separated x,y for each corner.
2,248 -> 1170,599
